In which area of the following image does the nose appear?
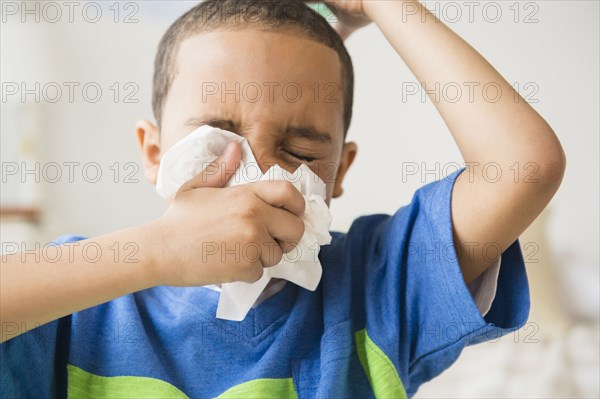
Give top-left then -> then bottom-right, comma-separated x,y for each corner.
243,129 -> 298,175
253,151 -> 287,175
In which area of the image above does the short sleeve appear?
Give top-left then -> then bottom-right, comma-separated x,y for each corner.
1,234 -> 86,398
467,255 -> 501,316
351,168 -> 530,397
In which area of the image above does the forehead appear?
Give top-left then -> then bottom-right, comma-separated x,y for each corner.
175,28 -> 342,89
163,29 -> 345,140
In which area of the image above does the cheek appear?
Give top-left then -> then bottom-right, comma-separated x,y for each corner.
313,161 -> 339,187
325,184 -> 335,206
156,128 -> 177,157
158,123 -> 203,160
310,160 -> 339,203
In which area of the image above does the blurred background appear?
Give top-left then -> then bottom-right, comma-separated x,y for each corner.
1,1 -> 598,397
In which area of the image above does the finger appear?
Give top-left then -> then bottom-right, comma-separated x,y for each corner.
179,141 -> 241,191
233,257 -> 266,283
240,229 -> 284,269
263,206 -> 305,251
249,180 -> 306,218
260,238 -> 285,268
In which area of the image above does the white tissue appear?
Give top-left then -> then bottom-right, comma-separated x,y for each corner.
156,125 -> 332,321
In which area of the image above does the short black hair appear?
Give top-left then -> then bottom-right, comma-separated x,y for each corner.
152,0 -> 354,136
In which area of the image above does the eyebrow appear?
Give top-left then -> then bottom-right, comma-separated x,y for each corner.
185,117 -> 332,143
185,117 -> 233,130
286,126 -> 331,143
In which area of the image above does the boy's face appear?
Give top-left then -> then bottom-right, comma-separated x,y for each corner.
137,28 -> 357,204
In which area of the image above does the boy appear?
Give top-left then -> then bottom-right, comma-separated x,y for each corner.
1,0 -> 565,397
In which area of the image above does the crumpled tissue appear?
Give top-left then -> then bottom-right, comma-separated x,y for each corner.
156,125 -> 332,321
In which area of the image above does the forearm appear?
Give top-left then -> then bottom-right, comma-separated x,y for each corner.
0,223 -> 160,342
366,0 -> 562,167
365,0 -> 565,282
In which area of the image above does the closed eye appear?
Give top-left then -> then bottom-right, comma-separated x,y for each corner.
284,150 -> 316,163
206,120 -> 236,132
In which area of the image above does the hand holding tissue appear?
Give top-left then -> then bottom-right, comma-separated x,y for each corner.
156,125 -> 332,321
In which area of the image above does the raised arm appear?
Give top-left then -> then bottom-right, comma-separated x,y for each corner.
314,0 -> 566,283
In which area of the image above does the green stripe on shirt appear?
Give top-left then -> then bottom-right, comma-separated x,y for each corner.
355,328 -> 408,399
67,364 -> 189,399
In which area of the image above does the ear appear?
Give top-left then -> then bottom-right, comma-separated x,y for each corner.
333,141 -> 357,198
136,119 -> 161,185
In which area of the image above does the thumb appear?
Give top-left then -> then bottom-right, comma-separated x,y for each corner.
179,141 -> 241,192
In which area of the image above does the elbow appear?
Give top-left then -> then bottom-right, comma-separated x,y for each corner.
542,134 -> 566,186
529,130 -> 566,195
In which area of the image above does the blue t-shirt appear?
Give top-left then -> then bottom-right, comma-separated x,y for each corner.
1,168 -> 529,398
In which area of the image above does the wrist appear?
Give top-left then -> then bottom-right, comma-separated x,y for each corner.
336,24 -> 354,41
362,0 -> 378,20
365,0 -> 419,22
131,220 -> 166,287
